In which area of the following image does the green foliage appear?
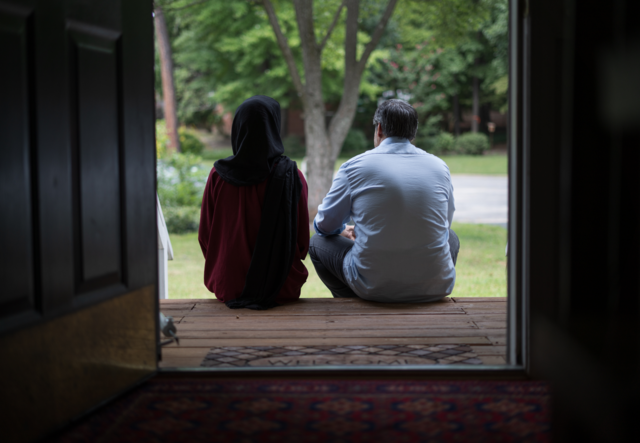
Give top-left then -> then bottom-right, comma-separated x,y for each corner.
156,119 -> 168,159
340,129 -> 370,157
414,115 -> 452,155
283,135 -> 306,158
178,127 -> 205,155
157,152 -> 209,233
157,0 -> 389,120
435,132 -> 456,155
455,132 -> 490,155
163,206 -> 201,234
156,119 -> 206,157
201,148 -> 234,162
367,0 -> 508,124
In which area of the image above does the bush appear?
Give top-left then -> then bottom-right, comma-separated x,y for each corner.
157,152 -> 209,233
282,135 -> 306,158
455,132 -> 490,156
434,132 -> 455,155
340,129 -> 369,157
179,127 -> 205,155
163,206 -> 201,234
155,120 -> 206,158
415,132 -> 455,156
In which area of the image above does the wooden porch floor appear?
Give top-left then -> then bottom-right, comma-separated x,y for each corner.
159,297 -> 507,368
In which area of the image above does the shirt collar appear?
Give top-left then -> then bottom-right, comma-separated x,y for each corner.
372,136 -> 414,153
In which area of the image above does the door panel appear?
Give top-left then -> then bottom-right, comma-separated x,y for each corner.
71,22 -> 122,288
0,4 -> 36,319
0,1 -> 157,441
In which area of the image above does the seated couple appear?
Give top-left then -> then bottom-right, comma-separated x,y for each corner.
198,95 -> 459,310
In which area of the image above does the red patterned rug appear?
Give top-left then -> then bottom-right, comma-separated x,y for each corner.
55,379 -> 550,442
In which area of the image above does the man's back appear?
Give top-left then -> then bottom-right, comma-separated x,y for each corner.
316,137 -> 456,302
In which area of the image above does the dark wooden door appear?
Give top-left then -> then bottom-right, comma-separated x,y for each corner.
0,1 -> 157,441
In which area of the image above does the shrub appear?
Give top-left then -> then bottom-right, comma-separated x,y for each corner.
155,120 -> 206,158
415,132 -> 455,156
163,206 -> 201,234
282,135 -> 306,158
455,132 -> 490,156
413,115 -> 455,156
434,132 -> 455,155
157,152 -> 209,233
179,127 -> 205,155
341,129 -> 370,157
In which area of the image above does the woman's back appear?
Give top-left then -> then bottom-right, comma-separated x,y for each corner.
198,167 -> 309,303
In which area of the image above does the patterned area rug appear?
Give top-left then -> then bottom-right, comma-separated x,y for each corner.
55,379 -> 550,442
201,345 -> 483,367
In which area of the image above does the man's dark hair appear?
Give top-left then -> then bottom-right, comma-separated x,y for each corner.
372,99 -> 419,140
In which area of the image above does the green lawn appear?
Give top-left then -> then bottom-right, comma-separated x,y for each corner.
166,222 -> 506,300
300,154 -> 506,175
438,154 -> 507,175
198,149 -> 506,176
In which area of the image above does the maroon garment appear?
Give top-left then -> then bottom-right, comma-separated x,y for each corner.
198,167 -> 309,303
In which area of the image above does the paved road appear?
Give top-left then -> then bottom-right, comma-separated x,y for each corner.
451,174 -> 508,227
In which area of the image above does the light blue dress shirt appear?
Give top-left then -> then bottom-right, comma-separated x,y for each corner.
314,137 -> 456,302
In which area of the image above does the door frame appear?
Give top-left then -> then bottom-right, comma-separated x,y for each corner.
159,0 -> 532,377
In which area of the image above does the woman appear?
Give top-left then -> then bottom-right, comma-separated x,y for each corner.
198,95 -> 309,310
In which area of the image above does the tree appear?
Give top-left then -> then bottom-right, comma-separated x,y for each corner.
262,0 -> 398,216
368,0 -> 507,137
155,4 -> 181,152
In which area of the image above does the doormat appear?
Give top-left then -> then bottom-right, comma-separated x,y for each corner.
201,344 -> 483,367
55,379 -> 550,442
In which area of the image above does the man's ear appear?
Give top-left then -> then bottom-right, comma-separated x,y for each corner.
377,123 -> 384,138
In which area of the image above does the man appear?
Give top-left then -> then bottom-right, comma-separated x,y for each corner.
309,99 -> 459,303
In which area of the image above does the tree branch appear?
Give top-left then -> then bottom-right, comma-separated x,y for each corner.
262,0 -> 306,101
356,0 -> 398,73
317,0 -> 346,53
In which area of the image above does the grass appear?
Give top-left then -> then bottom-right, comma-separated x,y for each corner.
166,222 -> 506,300
437,155 -> 507,175
197,149 -> 507,176
298,154 -> 506,175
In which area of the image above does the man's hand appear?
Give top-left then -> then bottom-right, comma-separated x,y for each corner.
340,225 -> 356,241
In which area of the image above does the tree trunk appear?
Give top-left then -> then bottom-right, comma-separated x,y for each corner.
471,32 -> 481,133
264,0 -> 398,216
154,6 -> 180,153
305,105 -> 334,220
472,73 -> 479,133
453,94 -> 461,136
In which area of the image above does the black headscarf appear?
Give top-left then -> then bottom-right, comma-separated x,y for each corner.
215,95 -> 286,186
215,96 -> 302,310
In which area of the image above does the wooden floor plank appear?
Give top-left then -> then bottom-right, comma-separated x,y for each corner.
159,298 -> 507,367
487,336 -> 507,346
469,345 -> 507,355
454,302 -> 509,309
474,321 -> 507,329
173,328 -> 506,339
178,315 -> 477,328
159,357 -> 206,368
189,305 -> 465,317
161,303 -> 195,311
162,336 -> 493,348
452,297 -> 507,302
479,355 -> 507,365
